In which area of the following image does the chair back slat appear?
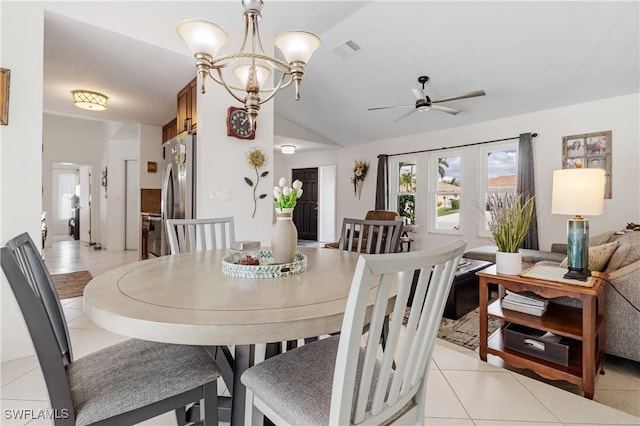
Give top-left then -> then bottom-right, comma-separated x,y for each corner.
338,218 -> 403,254
1,233 -> 76,422
330,239 -> 467,425
166,217 -> 235,254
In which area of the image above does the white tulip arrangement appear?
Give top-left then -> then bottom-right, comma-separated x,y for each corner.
273,177 -> 303,210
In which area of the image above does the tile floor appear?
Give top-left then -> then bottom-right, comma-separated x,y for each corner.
1,237 -> 638,425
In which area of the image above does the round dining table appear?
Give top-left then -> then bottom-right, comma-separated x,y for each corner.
83,247 -> 371,425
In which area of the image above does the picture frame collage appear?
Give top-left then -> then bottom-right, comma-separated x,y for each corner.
562,130 -> 612,198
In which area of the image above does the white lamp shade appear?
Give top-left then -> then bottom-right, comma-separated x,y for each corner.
552,168 -> 605,216
233,64 -> 271,88
177,19 -> 228,57
275,31 -> 321,64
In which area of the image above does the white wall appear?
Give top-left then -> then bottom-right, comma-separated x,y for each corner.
139,124 -> 162,190
195,58 -> 275,246
0,2 -> 45,362
42,114 -> 107,244
284,93 -> 640,251
106,139 -> 139,250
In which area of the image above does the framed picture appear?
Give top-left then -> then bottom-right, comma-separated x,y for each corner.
562,130 -> 612,198
0,68 -> 10,126
147,161 -> 157,173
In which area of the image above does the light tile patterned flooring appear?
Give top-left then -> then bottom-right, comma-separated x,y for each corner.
1,237 -> 638,425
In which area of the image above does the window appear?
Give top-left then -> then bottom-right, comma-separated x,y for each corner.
57,172 -> 77,221
480,144 -> 518,233
433,154 -> 462,232
397,160 -> 416,224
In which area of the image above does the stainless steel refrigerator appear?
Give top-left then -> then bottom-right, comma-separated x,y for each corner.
149,131 -> 196,256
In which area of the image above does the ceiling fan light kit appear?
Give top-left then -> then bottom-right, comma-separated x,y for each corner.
177,0 -> 321,130
369,75 -> 486,122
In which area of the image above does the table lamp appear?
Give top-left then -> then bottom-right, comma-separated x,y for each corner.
551,168 -> 605,280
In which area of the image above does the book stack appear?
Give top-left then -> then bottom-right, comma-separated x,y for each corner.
501,290 -> 549,316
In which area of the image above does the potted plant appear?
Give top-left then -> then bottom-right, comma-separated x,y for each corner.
486,192 -> 536,275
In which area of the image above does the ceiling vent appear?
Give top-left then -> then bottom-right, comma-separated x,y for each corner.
333,39 -> 362,58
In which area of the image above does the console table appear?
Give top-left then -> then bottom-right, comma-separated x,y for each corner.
477,265 -> 606,399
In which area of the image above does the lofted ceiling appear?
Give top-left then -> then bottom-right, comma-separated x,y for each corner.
42,1 -> 639,151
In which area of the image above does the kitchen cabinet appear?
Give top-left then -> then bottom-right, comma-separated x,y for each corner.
162,118 -> 178,142
177,77 -> 197,134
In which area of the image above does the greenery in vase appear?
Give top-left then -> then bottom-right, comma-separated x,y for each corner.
273,177 -> 303,210
486,192 -> 535,253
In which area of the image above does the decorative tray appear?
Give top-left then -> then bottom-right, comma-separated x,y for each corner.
222,251 -> 307,279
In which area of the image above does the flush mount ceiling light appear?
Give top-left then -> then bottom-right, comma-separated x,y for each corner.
71,90 -> 108,111
177,0 -> 321,130
281,144 -> 296,154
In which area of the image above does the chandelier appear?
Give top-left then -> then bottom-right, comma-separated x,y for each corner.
177,0 -> 321,129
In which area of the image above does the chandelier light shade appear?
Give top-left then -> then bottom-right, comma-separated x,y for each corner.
177,0 -> 321,129
281,145 -> 296,154
71,90 -> 108,111
552,168 -> 605,280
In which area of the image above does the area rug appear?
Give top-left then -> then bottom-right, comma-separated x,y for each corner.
51,270 -> 93,299
404,307 -> 503,351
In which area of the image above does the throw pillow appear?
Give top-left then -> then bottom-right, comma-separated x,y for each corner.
559,240 -> 619,272
588,231 -> 614,247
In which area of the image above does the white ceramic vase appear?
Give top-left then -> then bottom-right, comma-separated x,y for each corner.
271,208 -> 297,264
495,251 -> 522,275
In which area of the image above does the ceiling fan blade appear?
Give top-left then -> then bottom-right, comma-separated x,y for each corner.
368,104 -> 413,111
394,108 -> 419,122
411,88 -> 425,101
431,105 -> 461,115
431,90 -> 486,104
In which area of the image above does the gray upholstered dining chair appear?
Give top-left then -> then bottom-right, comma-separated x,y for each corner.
1,232 -> 220,426
338,218 -> 404,254
166,217 -> 235,254
242,239 -> 467,425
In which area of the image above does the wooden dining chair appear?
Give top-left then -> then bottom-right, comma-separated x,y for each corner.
166,217 -> 235,254
242,239 -> 467,425
338,218 -> 404,254
1,232 -> 220,426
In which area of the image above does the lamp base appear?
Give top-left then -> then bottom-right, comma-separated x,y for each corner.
564,215 -> 590,282
563,267 -> 591,281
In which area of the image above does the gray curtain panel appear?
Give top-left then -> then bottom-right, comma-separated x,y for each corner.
375,155 -> 388,210
516,132 -> 539,250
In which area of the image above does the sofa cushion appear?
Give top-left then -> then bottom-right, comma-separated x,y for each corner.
559,240 -> 619,272
606,232 -> 640,273
463,246 -> 566,264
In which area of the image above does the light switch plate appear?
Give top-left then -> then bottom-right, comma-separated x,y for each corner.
210,188 -> 231,200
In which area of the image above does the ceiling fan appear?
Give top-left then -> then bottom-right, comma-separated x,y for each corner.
368,75 -> 486,122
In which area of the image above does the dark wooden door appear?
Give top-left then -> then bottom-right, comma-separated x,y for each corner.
292,168 -> 318,240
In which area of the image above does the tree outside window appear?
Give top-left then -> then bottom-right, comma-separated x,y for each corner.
435,156 -> 461,231
397,161 -> 416,224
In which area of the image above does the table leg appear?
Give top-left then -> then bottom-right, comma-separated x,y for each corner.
479,277 -> 489,361
232,344 -> 255,426
582,295 -> 596,399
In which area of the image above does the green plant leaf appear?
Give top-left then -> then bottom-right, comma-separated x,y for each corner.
244,177 -> 254,186
261,171 -> 269,177
259,194 -> 267,199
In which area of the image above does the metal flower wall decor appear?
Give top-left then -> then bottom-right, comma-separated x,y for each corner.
245,147 -> 269,218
